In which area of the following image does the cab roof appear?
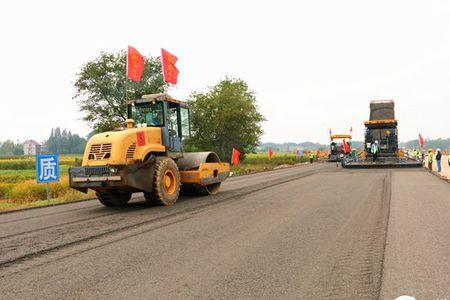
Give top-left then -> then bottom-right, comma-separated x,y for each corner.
129,93 -> 187,107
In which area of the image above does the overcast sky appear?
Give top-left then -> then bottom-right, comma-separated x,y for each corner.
0,0 -> 448,144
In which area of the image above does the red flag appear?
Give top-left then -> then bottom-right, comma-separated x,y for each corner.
161,48 -> 179,84
418,133 -> 425,148
268,148 -> 273,160
127,46 -> 145,82
231,148 -> 240,165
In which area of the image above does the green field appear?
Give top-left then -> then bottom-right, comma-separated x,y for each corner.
0,155 -> 94,211
231,152 -> 312,175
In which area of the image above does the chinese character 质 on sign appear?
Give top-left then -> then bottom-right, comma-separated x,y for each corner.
36,154 -> 60,183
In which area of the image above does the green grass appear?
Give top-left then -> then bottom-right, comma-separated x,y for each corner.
231,153 -> 311,176
0,155 -> 82,170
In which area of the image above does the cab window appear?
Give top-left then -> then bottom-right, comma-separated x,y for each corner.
167,107 -> 179,137
131,102 -> 164,126
180,107 -> 190,137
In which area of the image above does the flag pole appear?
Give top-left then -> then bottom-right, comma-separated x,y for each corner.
125,49 -> 129,122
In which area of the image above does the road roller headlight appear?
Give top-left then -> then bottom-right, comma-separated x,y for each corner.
110,167 -> 118,175
340,154 -> 344,158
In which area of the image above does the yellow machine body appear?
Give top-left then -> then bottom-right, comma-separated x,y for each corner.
69,94 -> 230,204
82,127 -> 165,167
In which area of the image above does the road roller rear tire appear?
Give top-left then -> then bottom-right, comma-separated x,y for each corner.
96,191 -> 131,207
145,157 -> 180,206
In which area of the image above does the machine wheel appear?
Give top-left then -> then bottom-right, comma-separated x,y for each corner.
195,183 -> 222,196
145,157 -> 180,206
96,190 -> 131,207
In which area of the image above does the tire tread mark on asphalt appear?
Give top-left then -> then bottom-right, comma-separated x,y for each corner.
304,172 -> 392,300
376,171 -> 392,300
0,212 -> 197,279
0,210 -> 123,240
0,204 -> 98,224
0,168 -> 324,273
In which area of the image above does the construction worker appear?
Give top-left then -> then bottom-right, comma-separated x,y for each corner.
309,151 -> 315,164
427,149 -> 433,171
371,140 -> 379,162
436,148 -> 442,173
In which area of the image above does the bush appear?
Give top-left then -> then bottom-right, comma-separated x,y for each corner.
0,183 -> 12,198
0,160 -> 36,170
0,174 -> 35,183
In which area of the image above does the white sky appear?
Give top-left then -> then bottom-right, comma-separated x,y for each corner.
0,0 -> 449,144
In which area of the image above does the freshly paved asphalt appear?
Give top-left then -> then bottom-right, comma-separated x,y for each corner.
0,163 -> 448,299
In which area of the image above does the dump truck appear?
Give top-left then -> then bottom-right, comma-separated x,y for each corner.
342,100 -> 421,168
69,93 -> 230,206
328,134 -> 352,162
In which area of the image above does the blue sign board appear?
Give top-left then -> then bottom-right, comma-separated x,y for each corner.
36,154 -> 59,183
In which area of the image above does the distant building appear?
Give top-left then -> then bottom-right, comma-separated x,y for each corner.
23,140 -> 41,155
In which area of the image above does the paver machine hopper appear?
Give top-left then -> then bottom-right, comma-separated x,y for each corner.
342,100 -> 422,168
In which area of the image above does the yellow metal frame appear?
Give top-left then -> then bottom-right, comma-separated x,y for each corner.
364,119 -> 397,125
330,134 -> 352,140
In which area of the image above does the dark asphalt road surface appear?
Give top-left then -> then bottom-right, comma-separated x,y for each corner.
0,163 -> 449,299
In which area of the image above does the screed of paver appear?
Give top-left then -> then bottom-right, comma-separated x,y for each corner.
380,169 -> 450,299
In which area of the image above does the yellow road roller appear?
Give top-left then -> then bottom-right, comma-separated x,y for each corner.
69,93 -> 230,206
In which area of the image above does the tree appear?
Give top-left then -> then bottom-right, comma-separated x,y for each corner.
46,127 -> 87,154
0,140 -> 15,156
12,142 -> 24,155
74,50 -> 168,133
186,78 -> 265,160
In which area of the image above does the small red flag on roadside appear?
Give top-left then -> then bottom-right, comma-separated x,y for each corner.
231,148 -> 241,165
161,48 -> 179,85
418,133 -> 425,148
268,148 -> 273,160
127,46 -> 145,82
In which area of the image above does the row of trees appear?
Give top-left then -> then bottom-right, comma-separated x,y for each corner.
0,140 -> 24,156
74,51 -> 265,160
46,127 -> 87,154
0,128 -> 87,156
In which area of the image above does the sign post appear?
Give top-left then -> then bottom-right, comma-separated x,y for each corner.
36,154 -> 60,202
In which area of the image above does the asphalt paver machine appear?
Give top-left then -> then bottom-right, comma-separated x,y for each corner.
342,100 -> 422,168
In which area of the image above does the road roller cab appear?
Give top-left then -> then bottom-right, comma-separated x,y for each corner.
69,93 -> 230,206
